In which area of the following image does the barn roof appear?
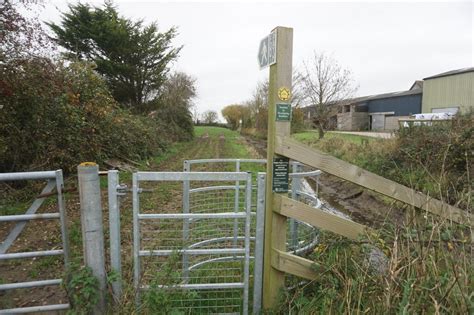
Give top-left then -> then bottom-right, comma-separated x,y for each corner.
301,88 -> 422,110
423,67 -> 474,80
360,89 -> 422,102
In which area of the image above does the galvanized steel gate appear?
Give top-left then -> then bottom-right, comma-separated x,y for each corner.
0,171 -> 70,314
132,171 -> 254,314
183,159 -> 321,256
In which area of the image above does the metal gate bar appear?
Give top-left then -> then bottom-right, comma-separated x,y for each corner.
253,172 -> 266,314
0,170 -> 70,313
0,180 -> 55,254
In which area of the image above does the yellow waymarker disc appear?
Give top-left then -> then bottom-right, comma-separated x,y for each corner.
278,87 -> 291,101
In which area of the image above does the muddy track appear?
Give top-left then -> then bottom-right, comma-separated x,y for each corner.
243,135 -> 406,227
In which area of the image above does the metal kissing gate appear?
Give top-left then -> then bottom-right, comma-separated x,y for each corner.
106,159 -> 322,314
132,171 -> 254,314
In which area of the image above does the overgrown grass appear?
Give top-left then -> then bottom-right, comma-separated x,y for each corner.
280,115 -> 473,314
277,214 -> 473,314
293,131 -> 376,145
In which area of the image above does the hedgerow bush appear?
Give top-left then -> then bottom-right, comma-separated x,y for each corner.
304,112 -> 473,209
151,100 -> 194,142
291,107 -> 306,134
391,113 -> 473,208
0,59 -> 168,173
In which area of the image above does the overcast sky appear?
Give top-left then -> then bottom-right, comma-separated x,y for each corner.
40,1 -> 473,120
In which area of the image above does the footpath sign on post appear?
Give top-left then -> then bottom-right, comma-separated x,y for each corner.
272,157 -> 289,192
258,30 -> 277,69
260,26 -> 293,310
276,103 -> 292,121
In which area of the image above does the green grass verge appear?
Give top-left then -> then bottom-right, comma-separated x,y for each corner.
293,131 -> 376,145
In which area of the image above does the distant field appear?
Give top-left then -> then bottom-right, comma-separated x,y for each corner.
195,126 -> 234,138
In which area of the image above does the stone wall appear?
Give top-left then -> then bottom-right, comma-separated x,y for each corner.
337,112 -> 369,130
385,116 -> 409,130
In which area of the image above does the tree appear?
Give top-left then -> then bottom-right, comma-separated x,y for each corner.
300,52 -> 358,138
247,80 -> 269,132
202,110 -> 218,124
152,72 -> 196,140
48,2 -> 181,107
0,0 -> 53,61
191,106 -> 200,124
243,73 -> 303,134
221,104 -> 249,130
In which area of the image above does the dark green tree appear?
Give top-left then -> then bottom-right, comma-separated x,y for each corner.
48,2 -> 181,107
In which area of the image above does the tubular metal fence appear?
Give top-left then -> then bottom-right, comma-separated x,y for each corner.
0,170 -> 70,314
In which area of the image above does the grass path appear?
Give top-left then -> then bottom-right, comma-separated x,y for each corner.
147,126 -> 258,171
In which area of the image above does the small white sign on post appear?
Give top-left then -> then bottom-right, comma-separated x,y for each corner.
258,30 -> 277,69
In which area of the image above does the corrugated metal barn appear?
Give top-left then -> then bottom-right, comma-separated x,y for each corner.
364,89 -> 422,130
334,87 -> 422,131
302,67 -> 473,132
422,67 -> 474,114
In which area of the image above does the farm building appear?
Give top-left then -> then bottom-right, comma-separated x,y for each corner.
421,67 -> 474,114
303,66 -> 473,131
303,85 -> 422,131
355,87 -> 422,131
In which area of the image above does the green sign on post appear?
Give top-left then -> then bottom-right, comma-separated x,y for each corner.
276,103 -> 292,121
272,156 -> 289,192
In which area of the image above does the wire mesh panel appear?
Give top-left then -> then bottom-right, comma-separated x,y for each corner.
288,164 -> 322,255
133,172 -> 252,315
183,159 -> 323,313
184,159 -> 322,256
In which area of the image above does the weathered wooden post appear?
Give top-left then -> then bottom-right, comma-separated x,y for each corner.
260,26 -> 293,309
77,162 -> 107,314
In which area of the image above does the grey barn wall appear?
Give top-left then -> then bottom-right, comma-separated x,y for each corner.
367,94 -> 422,115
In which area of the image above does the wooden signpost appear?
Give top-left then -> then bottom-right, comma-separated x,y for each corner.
258,25 -> 471,312
262,26 -> 293,309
